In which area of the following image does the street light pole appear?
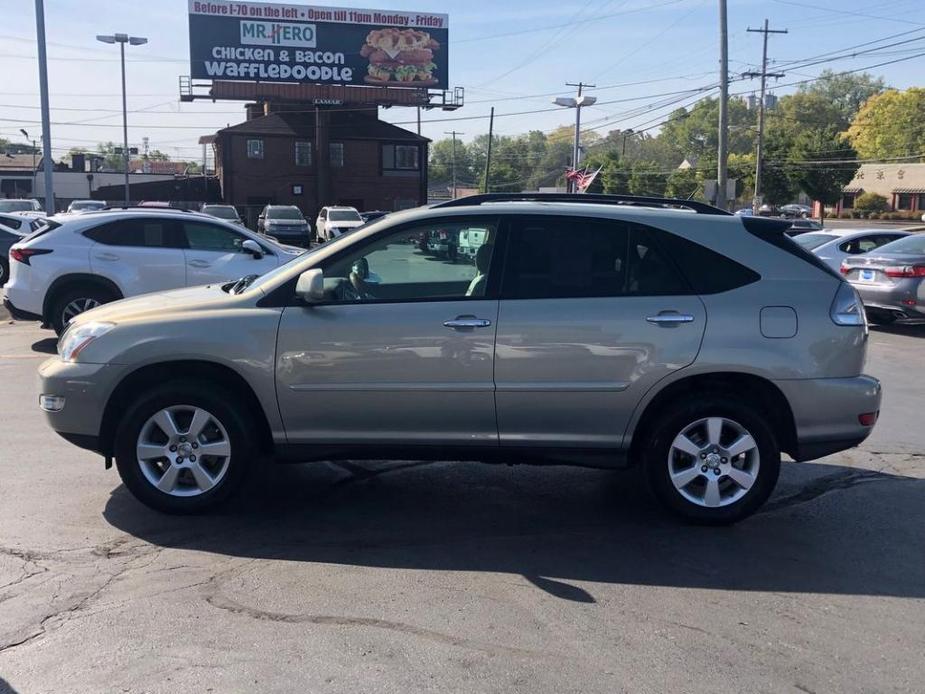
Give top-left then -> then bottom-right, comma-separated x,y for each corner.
97,33 -> 147,206
35,0 -> 54,212
554,83 -> 597,193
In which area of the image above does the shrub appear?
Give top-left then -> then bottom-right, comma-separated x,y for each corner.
854,192 -> 889,213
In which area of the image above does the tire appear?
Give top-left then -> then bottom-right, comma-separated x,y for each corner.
640,395 -> 780,524
113,381 -> 258,514
0,258 -> 8,287
50,284 -> 118,335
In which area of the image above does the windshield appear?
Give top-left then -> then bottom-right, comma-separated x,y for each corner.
329,209 -> 361,222
0,200 -> 36,212
794,233 -> 838,250
70,201 -> 104,210
874,234 -> 925,255
268,207 -> 304,220
204,206 -> 239,220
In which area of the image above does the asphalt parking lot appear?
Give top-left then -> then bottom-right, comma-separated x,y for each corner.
0,316 -> 923,693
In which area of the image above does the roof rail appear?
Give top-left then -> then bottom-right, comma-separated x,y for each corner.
431,193 -> 732,216
100,205 -> 203,214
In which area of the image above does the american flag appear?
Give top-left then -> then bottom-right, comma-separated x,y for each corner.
565,166 -> 603,193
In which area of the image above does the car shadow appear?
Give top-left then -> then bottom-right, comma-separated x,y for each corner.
869,322 -> 925,337
31,337 -> 57,354
103,460 -> 924,602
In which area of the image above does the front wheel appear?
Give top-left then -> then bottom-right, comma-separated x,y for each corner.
50,285 -> 118,335
114,382 -> 257,514
640,396 -> 780,524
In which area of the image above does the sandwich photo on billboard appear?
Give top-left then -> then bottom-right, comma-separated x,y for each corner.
361,28 -> 440,86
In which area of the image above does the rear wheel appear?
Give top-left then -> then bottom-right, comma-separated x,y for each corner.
0,258 -> 8,286
640,396 -> 780,524
113,382 -> 257,514
50,284 -> 118,335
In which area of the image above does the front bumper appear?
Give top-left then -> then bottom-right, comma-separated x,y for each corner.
774,375 -> 882,462
38,357 -> 127,452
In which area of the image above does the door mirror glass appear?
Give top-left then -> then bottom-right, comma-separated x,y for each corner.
296,268 -> 325,303
241,239 -> 264,258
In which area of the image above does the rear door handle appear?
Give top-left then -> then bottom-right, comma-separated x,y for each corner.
646,312 -> 695,325
444,316 -> 492,329
188,259 -> 211,268
94,252 -> 119,261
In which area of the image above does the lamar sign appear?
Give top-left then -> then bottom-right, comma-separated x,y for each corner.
188,0 -> 449,89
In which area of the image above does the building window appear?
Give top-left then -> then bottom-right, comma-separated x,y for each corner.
841,193 -> 857,209
330,142 -> 344,168
896,193 -> 913,210
292,184 -> 303,196
247,139 -> 264,159
294,141 -> 312,167
382,144 -> 420,171
917,194 -> 925,211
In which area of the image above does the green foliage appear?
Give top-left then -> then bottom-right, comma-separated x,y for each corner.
628,161 -> 667,197
798,70 -> 885,129
664,167 -> 700,199
853,191 -> 889,212
789,128 -> 860,206
847,87 -> 925,159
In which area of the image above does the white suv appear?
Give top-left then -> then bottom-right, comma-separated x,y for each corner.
4,210 -> 303,334
315,206 -> 364,242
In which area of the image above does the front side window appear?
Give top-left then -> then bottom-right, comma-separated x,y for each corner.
181,221 -> 247,252
84,218 -> 173,247
329,142 -> 344,168
320,219 -> 498,303
247,139 -> 264,159
295,141 -> 312,167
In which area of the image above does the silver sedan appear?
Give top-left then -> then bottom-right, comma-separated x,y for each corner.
842,234 -> 925,323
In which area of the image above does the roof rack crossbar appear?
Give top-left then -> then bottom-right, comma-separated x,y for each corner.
432,193 -> 732,216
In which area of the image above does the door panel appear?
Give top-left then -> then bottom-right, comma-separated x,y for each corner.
276,301 -> 498,443
85,217 -> 186,295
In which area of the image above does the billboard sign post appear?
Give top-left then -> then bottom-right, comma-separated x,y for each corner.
188,1 -> 449,90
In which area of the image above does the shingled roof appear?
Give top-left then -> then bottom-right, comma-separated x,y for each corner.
214,110 -> 428,142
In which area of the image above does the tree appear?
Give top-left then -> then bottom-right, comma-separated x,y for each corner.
789,128 -> 860,224
853,192 -> 888,213
0,138 -> 39,155
847,88 -> 925,159
582,149 -> 629,194
798,70 -> 885,129
429,138 -> 475,189
148,149 -> 171,161
665,167 -> 700,199
628,161 -> 667,197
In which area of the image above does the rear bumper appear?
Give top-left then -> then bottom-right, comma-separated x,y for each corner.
774,375 -> 882,462
853,281 -> 925,319
3,296 -> 42,322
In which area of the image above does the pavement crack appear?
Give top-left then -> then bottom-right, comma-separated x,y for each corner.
761,469 -> 910,514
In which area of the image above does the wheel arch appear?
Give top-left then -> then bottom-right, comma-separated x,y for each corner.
99,360 -> 275,458
627,371 -> 798,462
42,273 -> 124,323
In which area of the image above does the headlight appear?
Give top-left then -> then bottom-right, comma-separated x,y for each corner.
58,321 -> 116,362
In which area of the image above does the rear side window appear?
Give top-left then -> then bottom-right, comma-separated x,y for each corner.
0,216 -> 23,230
84,218 -> 175,247
648,227 -> 761,294
501,216 -> 690,299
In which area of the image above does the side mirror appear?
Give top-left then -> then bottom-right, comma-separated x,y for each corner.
241,239 -> 264,258
296,268 -> 325,304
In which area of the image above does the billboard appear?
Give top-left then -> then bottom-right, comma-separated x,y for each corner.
188,1 -> 449,90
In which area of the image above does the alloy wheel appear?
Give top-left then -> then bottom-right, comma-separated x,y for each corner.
667,416 -> 760,508
62,297 -> 101,325
136,405 -> 231,497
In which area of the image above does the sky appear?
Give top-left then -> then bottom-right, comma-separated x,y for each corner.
1,0 -> 923,167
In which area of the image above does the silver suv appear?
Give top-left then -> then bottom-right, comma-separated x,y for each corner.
39,194 -> 881,523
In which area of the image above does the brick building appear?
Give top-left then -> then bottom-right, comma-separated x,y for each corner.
204,106 -> 429,226
828,162 -> 925,215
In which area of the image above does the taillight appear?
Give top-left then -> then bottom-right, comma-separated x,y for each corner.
840,261 -> 850,275
9,248 -> 52,265
830,282 -> 867,328
884,265 -> 925,278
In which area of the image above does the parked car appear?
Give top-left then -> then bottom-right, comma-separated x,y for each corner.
794,229 -> 910,271
36,193 -> 880,523
200,204 -> 244,226
425,227 -> 459,261
0,212 -> 45,235
0,199 -> 43,214
360,210 -> 389,224
67,200 -> 107,214
780,204 -> 812,219
0,220 -> 32,285
734,208 -> 754,216
315,206 -> 365,242
4,209 -> 303,334
785,219 -> 823,236
841,233 -> 925,324
258,205 -> 311,246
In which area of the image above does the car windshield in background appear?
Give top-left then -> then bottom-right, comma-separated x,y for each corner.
794,233 -> 838,250
269,208 -> 303,220
70,201 -> 104,211
329,210 -> 361,221
204,206 -> 239,220
0,200 -> 36,213
874,234 -> 925,255
21,219 -> 61,242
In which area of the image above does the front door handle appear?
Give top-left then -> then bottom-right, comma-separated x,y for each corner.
95,252 -> 119,261
188,259 -> 211,268
444,316 -> 492,329
646,312 -> 695,325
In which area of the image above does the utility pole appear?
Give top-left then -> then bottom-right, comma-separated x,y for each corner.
483,107 -> 494,194
565,81 -> 596,192
745,19 -> 787,213
444,130 -> 463,199
717,0 -> 729,210
34,0 -> 54,212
